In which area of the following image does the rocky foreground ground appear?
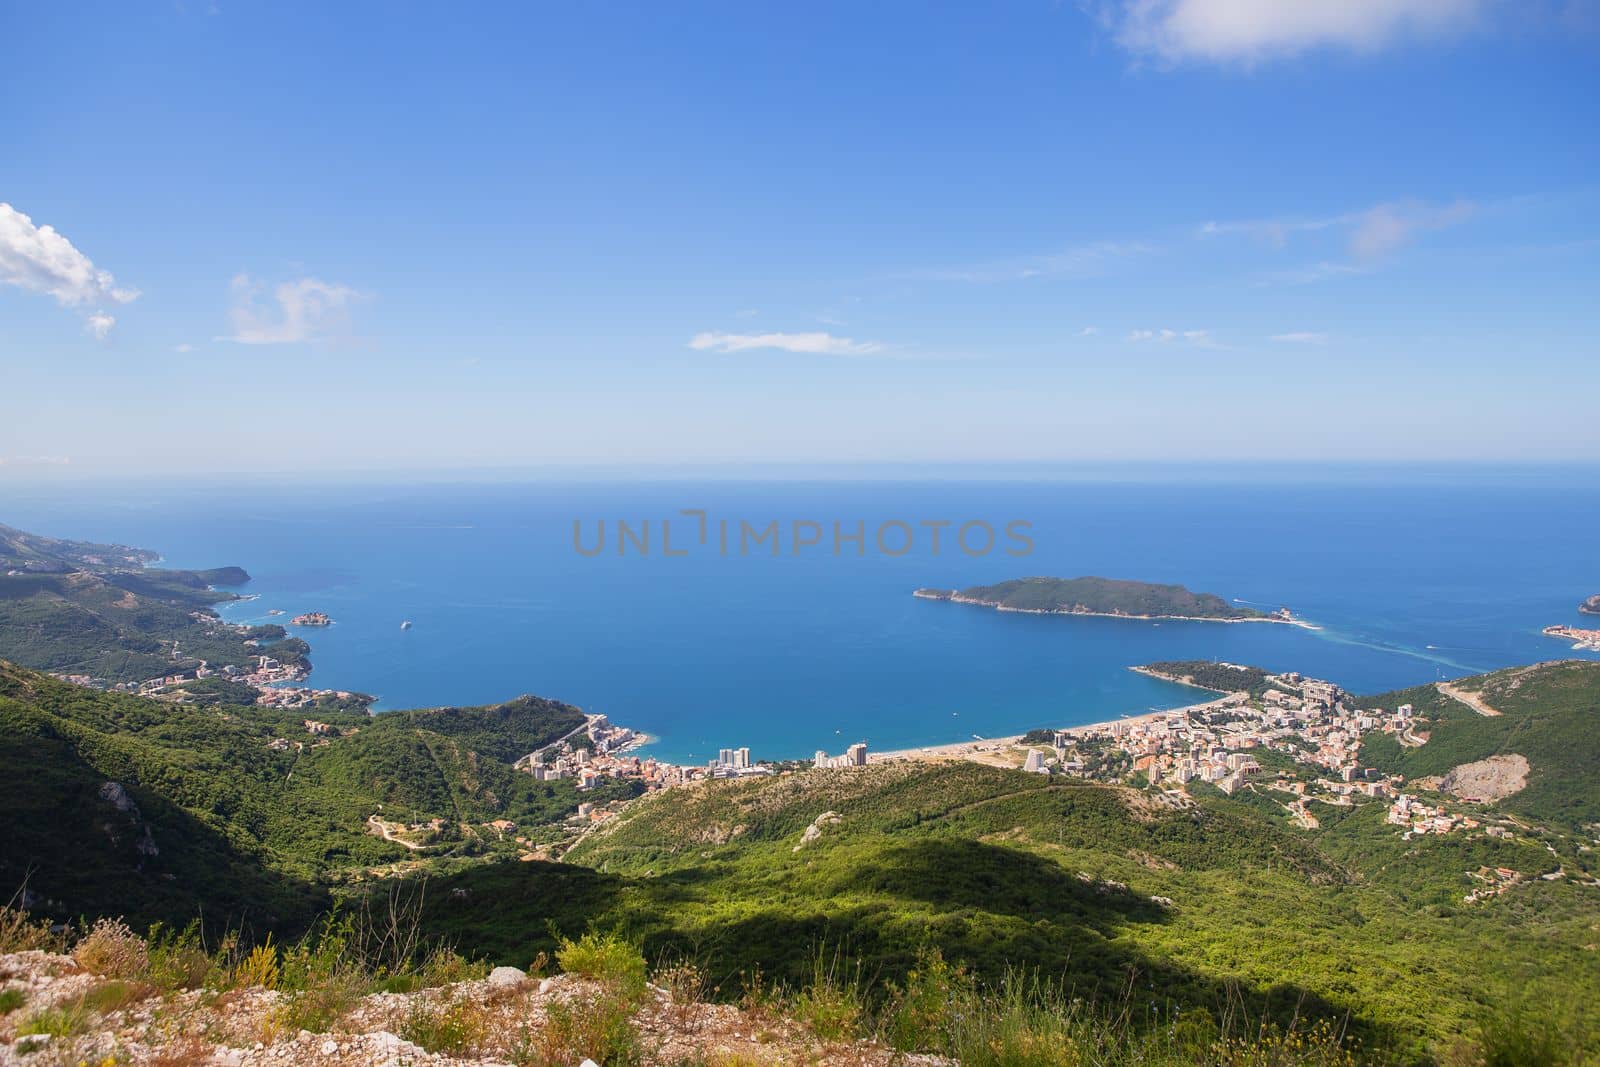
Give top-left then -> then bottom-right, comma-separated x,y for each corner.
0,950 -> 947,1067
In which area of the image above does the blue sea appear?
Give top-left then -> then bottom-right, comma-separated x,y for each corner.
5,469 -> 1598,765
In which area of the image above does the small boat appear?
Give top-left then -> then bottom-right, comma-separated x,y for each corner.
400,620 -> 413,631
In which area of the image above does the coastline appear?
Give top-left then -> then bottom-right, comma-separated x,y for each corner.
870,663 -> 1250,766
1126,664 -> 1232,692
869,706 -> 1178,766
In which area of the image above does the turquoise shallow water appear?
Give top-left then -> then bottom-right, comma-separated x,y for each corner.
5,473 -> 1598,764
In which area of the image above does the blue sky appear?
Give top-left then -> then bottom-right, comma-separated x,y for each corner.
2,0 -> 1597,475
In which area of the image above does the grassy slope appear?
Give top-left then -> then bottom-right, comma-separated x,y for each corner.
423,760 -> 1597,1062
0,663 -> 588,933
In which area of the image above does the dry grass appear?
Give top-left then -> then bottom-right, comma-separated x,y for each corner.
0,897 -> 64,954
72,917 -> 149,979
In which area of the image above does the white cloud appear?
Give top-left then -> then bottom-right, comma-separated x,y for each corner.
1111,0 -> 1486,63
1270,331 -> 1329,344
688,330 -> 886,357
0,202 -> 138,336
173,343 -> 195,353
1079,326 -> 1101,336
220,273 -> 363,344
85,312 -> 116,340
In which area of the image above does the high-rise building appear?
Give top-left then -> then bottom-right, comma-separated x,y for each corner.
847,742 -> 867,766
734,747 -> 750,768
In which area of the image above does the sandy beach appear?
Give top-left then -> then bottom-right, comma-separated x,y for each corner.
869,706 -> 1181,767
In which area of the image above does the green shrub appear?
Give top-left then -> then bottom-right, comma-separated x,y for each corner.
1474,1006 -> 1569,1067
882,947 -> 974,1053
16,1001 -> 88,1038
401,991 -> 486,1054
556,931 -> 647,1000
789,948 -> 867,1042
145,921 -> 211,991
0,987 -> 26,1014
80,978 -> 146,1014
517,993 -> 640,1067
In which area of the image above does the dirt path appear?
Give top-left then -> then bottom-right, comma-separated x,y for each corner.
1435,680 -> 1501,717
366,814 -> 426,850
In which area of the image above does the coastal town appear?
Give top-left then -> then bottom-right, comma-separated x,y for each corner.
861,660 -> 1527,854
1543,623 -> 1600,652
415,655 -> 1533,867
49,605 -> 369,711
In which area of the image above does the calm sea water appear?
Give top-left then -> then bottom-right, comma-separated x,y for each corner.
5,473 -> 1598,764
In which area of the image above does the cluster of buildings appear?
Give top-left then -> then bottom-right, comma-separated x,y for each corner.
1386,793 -> 1480,837
813,742 -> 868,769
1543,624 -> 1600,652
515,715 -> 774,793
709,746 -> 772,778
1035,670 -> 1480,832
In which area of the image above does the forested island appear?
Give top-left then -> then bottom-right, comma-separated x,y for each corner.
1582,593 -> 1600,615
914,575 -> 1297,623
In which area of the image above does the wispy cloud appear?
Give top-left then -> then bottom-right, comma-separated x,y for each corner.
219,274 -> 363,345
1197,215 -> 1344,246
173,343 -> 195,353
0,202 -> 138,338
1270,331 -> 1329,344
1348,199 -> 1476,259
688,330 -> 886,357
1106,0 -> 1487,64
1203,199 -> 1476,260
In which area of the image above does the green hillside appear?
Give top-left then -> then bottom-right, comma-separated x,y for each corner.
0,662 -> 592,933
0,523 -> 158,572
0,522 -> 283,687
418,759 -> 1598,1063
1,655 -> 1597,1062
1359,660 -> 1600,829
